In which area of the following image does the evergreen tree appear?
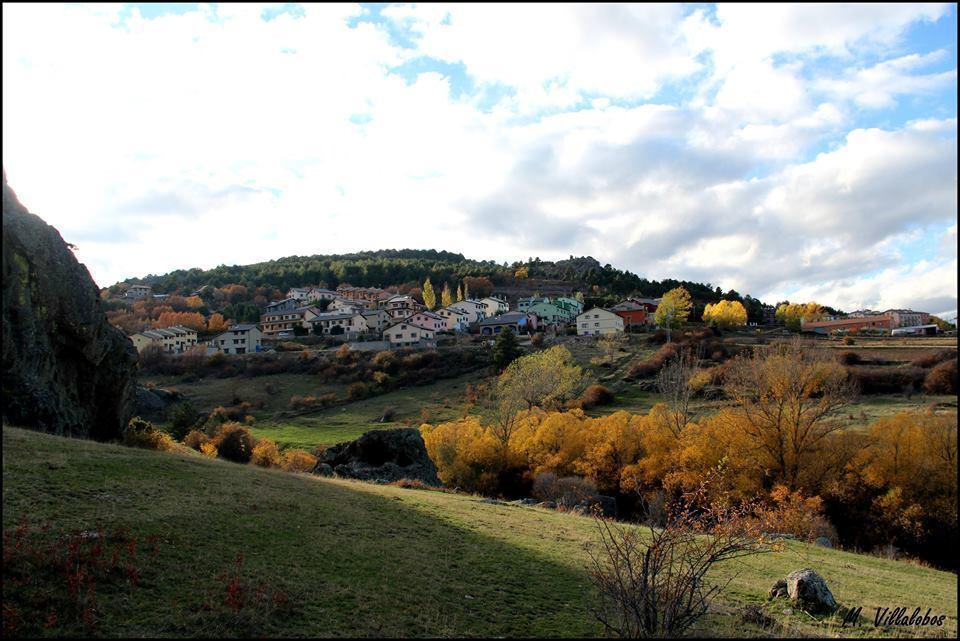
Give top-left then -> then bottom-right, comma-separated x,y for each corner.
492,328 -> 522,371
423,278 -> 436,310
441,282 -> 453,308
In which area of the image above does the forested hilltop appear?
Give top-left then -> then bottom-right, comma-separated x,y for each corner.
104,249 -> 777,321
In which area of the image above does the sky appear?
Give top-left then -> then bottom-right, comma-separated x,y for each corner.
2,3 -> 957,318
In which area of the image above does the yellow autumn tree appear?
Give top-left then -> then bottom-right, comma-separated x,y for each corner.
515,265 -> 529,279
206,313 -> 229,333
441,282 -> 453,308
654,286 -> 692,341
422,278 -> 436,310
702,300 -> 748,329
775,302 -> 825,332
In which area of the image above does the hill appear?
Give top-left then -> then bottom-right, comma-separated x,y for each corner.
104,249 -> 772,321
3,426 -> 956,637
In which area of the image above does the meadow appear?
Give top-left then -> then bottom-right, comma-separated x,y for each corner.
3,426 -> 956,638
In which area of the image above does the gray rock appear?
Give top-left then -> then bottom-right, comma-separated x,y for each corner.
768,579 -> 788,600
814,536 -> 832,548
785,568 -> 838,614
518,498 -> 539,506
534,502 -> 556,509
573,495 -> 618,518
314,428 -> 440,486
134,386 -> 182,421
2,173 -> 137,440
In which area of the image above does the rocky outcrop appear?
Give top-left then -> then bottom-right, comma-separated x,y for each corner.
134,386 -> 183,422
768,568 -> 839,614
312,428 -> 440,486
2,173 -> 138,440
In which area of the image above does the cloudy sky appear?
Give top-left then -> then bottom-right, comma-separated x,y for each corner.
3,3 -> 957,317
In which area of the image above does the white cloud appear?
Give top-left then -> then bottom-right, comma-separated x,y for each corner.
1,3 -> 956,320
817,50 -> 957,109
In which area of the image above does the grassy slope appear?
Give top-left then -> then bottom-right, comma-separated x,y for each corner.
143,371 -> 484,450
4,427 -> 956,638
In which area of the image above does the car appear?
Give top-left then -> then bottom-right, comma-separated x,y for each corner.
276,331 -> 292,338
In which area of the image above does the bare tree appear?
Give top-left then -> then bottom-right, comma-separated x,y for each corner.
587,478 -> 771,638
723,338 -> 857,488
655,347 -> 701,437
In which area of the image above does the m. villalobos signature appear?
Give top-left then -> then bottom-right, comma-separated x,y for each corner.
841,605 -> 949,628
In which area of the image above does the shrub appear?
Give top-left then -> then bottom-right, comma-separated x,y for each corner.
837,350 -> 861,365
580,384 -> 615,409
122,417 -> 173,452
842,336 -> 856,345
531,472 -> 599,508
755,485 -> 836,542
212,423 -> 256,464
850,366 -> 925,394
924,358 -> 958,395
530,332 -> 545,348
289,394 -> 337,410
3,522 -> 155,636
281,449 -> 318,473
913,350 -> 956,369
335,344 -> 352,361
346,382 -> 369,401
184,430 -> 210,451
199,442 -> 218,458
380,406 -> 397,422
587,488 -> 769,638
371,350 -> 397,372
169,401 -> 200,441
251,439 -> 281,468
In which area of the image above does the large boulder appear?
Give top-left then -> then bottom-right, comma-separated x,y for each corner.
314,428 -> 441,486
2,174 -> 138,440
768,568 -> 838,614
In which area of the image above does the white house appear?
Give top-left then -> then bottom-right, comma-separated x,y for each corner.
308,288 -> 338,302
576,308 -> 624,336
211,324 -> 263,354
380,294 -> 424,319
383,320 -> 436,348
130,325 -> 198,353
448,299 -> 487,324
329,297 -> 367,314
480,296 -> 510,316
437,306 -> 470,331
307,311 -> 367,335
361,309 -> 391,333
124,284 -> 152,299
401,310 -> 446,333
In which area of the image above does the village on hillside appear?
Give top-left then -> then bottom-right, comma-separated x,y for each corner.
114,280 -> 946,357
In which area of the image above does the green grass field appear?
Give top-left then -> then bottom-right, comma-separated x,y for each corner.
3,427 -> 956,638
248,374 -> 477,449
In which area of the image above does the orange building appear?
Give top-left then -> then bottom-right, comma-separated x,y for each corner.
613,308 -> 648,328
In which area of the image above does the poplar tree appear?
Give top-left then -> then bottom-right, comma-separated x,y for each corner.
423,278 -> 436,310
456,284 -> 464,302
441,282 -> 453,308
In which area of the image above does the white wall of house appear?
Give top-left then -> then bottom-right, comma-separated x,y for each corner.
438,307 -> 470,331
384,322 -> 436,347
212,326 -> 263,354
575,308 -> 624,336
448,300 -> 487,324
480,297 -> 509,316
